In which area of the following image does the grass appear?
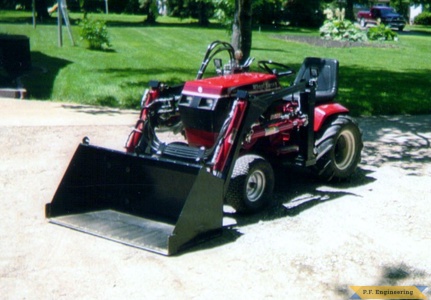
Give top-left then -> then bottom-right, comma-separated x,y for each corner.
1,10 -> 430,116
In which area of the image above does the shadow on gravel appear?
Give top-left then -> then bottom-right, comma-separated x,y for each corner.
61,104 -> 129,115
225,114 -> 430,229
335,263 -> 430,298
183,228 -> 244,255
196,114 -> 431,252
358,115 -> 431,175
227,165 -> 376,229
379,264 -> 419,285
186,165 -> 376,254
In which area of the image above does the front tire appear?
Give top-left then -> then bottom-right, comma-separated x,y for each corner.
226,155 -> 274,214
314,115 -> 363,181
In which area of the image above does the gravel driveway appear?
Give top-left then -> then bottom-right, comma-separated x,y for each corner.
1,98 -> 430,299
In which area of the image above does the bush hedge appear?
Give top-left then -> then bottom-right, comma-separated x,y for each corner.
367,24 -> 398,41
414,12 -> 431,25
79,18 -> 111,50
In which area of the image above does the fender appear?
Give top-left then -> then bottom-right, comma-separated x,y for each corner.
314,103 -> 349,132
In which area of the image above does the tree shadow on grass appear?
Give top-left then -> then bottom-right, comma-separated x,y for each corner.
338,67 -> 431,116
105,20 -> 226,30
97,67 -> 203,87
20,51 -> 72,99
270,35 -> 431,116
0,12 -> 218,30
99,67 -> 194,77
0,15 -> 34,25
400,29 -> 431,37
252,46 -> 294,54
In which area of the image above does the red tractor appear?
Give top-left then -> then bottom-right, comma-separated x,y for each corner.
46,41 -> 362,255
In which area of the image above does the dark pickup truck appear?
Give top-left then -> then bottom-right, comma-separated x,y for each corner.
357,6 -> 406,31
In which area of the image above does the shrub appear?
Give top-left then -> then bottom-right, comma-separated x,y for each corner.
367,24 -> 398,41
320,8 -> 367,42
79,18 -> 111,50
285,0 -> 324,28
414,12 -> 431,25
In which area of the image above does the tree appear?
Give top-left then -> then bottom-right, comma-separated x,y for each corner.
231,0 -> 252,64
284,0 -> 324,27
167,0 -> 214,26
195,0 -> 213,26
344,0 -> 355,21
35,0 -> 50,21
139,0 -> 158,23
410,0 -> 431,7
253,0 -> 285,25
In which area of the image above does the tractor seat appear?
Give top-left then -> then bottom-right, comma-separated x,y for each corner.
291,57 -> 339,103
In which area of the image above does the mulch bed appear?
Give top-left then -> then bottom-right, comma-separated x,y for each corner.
273,35 -> 397,48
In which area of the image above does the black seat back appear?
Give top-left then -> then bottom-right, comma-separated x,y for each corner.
293,57 -> 339,103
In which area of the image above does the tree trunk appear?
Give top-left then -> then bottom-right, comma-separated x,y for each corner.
35,0 -> 50,21
231,0 -> 252,64
198,1 -> 209,26
141,0 -> 157,24
345,0 -> 355,21
145,10 -> 156,24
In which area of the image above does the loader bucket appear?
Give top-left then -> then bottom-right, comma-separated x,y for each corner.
46,143 -> 224,255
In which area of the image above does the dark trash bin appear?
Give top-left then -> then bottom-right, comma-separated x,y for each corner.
0,35 -> 32,77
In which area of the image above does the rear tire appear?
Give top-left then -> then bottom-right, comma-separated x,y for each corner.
314,115 -> 362,181
226,155 -> 274,214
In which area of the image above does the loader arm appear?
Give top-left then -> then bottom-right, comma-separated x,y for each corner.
219,81 -> 313,193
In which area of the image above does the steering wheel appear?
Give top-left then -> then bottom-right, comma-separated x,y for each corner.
258,60 -> 295,78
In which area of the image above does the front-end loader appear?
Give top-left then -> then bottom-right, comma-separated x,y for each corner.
46,41 -> 363,255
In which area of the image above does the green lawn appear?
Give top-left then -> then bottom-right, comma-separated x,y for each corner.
1,10 -> 430,116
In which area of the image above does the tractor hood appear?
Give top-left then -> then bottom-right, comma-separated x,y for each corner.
182,72 -> 281,98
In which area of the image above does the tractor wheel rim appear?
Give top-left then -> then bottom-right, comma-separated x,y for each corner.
334,130 -> 356,170
246,170 -> 266,202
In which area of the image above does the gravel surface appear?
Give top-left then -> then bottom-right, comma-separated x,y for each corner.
1,98 -> 430,299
